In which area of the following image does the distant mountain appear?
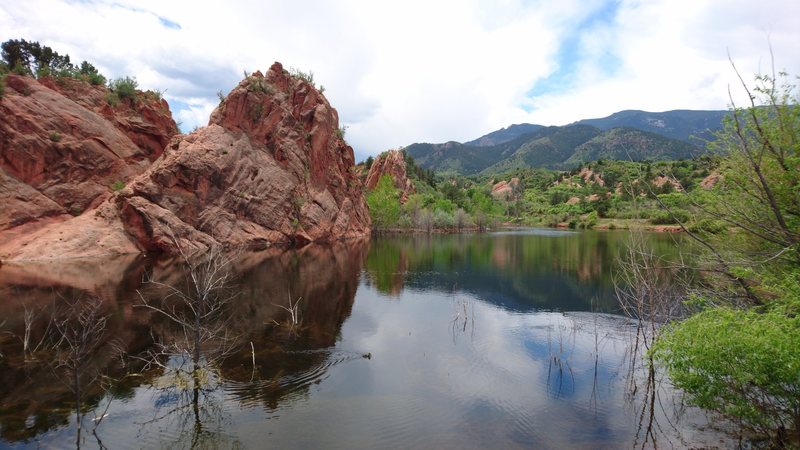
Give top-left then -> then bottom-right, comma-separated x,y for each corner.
481,125 -> 601,174
574,109 -> 729,143
465,123 -> 545,146
405,109 -> 727,175
565,127 -> 701,166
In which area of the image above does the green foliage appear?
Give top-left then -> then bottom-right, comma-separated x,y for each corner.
247,76 -> 272,94
111,180 -> 125,192
336,125 -> 347,140
49,131 -> 61,142
2,38 -> 73,77
433,209 -> 454,228
105,91 -> 119,107
78,60 -> 105,85
403,150 -> 436,187
648,209 -> 690,225
366,175 -> 401,231
289,67 -> 315,86
650,69 -> 800,445
652,297 -> 800,438
108,76 -> 138,101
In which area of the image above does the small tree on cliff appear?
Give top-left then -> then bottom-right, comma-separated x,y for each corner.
366,174 -> 401,231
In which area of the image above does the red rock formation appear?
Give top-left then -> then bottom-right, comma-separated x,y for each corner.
364,149 -> 415,203
652,175 -> 683,192
491,177 -> 520,201
699,172 -> 722,189
0,73 -> 177,234
579,167 -> 605,186
0,62 -> 370,260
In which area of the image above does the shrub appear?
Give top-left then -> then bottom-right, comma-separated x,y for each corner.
49,131 -> 61,142
366,175 -> 400,231
247,76 -> 272,94
111,180 -> 125,192
648,209 -> 690,225
652,302 -> 800,441
106,92 -> 119,107
688,218 -> 726,234
108,76 -> 138,101
78,60 -> 105,85
289,67 -> 314,86
433,209 -> 454,228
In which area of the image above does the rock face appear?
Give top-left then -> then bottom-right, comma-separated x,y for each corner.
0,74 -> 177,235
491,177 -> 520,201
0,62 -> 370,260
365,149 -> 415,203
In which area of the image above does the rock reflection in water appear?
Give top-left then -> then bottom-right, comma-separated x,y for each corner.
0,238 -> 369,448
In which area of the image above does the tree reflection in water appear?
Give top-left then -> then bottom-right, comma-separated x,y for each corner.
0,238 -> 369,448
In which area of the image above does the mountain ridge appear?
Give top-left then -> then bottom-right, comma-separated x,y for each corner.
405,109 -> 728,175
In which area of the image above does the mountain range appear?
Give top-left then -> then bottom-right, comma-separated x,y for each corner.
404,109 -> 729,175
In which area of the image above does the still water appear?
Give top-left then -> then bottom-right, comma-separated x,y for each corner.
0,229 -> 733,449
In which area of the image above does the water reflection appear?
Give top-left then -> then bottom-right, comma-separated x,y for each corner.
0,239 -> 369,448
363,229 -> 683,312
0,231 -> 730,449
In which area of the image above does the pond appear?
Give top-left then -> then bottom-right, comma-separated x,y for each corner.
0,229 -> 735,448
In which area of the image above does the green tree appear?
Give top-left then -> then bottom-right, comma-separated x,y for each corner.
650,66 -> 800,445
367,175 -> 401,231
1,39 -> 73,76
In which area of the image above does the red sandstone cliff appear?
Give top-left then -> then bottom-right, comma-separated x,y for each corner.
364,149 -> 415,203
0,62 -> 370,261
0,73 -> 177,235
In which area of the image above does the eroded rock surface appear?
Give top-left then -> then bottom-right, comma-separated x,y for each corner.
1,63 -> 370,261
0,74 -> 177,234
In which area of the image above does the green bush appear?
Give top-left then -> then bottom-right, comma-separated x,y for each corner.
289,67 -> 315,86
652,300 -> 800,440
111,180 -> 125,192
433,209 -> 454,228
688,218 -> 726,234
648,209 -> 690,225
366,175 -> 400,231
106,91 -> 119,107
108,76 -> 138,101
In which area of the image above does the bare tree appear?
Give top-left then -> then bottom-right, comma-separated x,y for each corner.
614,231 -> 690,449
50,297 -> 118,449
134,239 -> 242,442
416,208 -> 434,233
136,242 -> 240,374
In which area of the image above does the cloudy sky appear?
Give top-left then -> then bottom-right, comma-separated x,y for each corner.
2,0 -> 798,161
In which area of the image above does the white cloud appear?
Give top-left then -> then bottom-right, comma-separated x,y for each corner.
1,0 -> 798,161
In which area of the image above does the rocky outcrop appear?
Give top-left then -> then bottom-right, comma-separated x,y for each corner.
365,149 -> 415,203
579,167 -> 605,186
491,177 -> 520,201
652,175 -> 683,192
699,172 -> 722,189
0,73 -> 177,234
0,62 -> 370,261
